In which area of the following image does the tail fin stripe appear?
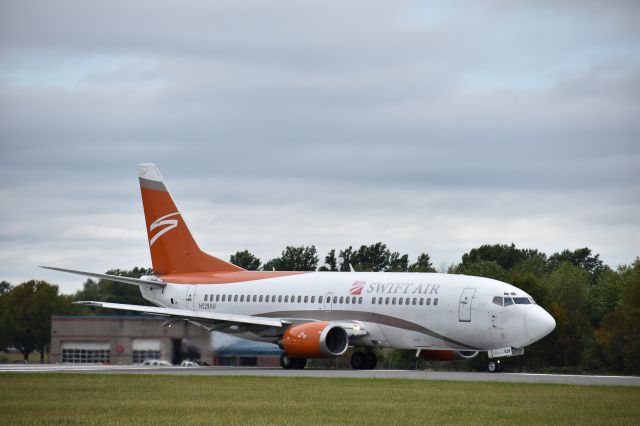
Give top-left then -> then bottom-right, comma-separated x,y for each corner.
139,177 -> 167,192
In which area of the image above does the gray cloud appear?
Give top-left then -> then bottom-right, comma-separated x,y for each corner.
1,1 -> 638,293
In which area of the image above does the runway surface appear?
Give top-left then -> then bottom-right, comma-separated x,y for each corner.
1,364 -> 639,386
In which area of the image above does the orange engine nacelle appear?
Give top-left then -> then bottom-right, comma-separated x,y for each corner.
281,322 -> 349,358
419,350 -> 479,362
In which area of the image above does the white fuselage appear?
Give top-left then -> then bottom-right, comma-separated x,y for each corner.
140,272 -> 554,352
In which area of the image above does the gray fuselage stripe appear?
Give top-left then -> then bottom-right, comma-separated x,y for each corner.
257,309 -> 479,350
139,177 -> 167,192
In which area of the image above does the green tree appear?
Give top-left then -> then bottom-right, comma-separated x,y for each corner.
230,250 -> 261,270
0,280 -> 12,295
1,281 -> 73,362
461,244 -> 546,271
597,258 -> 640,374
338,246 -> 356,272
263,246 -> 319,271
548,248 -> 604,282
452,260 -> 507,281
319,249 -> 339,272
389,252 -> 409,272
545,262 -> 593,367
409,253 -> 436,272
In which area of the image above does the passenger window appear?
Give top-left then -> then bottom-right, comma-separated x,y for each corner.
358,297 -> 363,304
216,295 -> 220,302
372,297 -> 376,304
385,297 -> 390,305
252,295 -> 257,302
493,296 -> 503,306
240,295 -> 244,302
339,296 -> 344,304
504,297 -> 514,306
284,296 -> 289,303
419,298 -> 423,306
318,296 -> 322,303
412,298 -> 417,305
204,295 -> 208,302
259,295 -> 263,302
434,298 -> 438,306
398,298 -> 403,305
221,295 -> 226,302
311,296 -> 315,303
234,295 -> 238,302
278,295 -> 283,303
333,296 -> 338,304
298,296 -> 302,303
291,295 -> 295,302
345,297 -> 350,304
426,298 -> 431,305
304,296 -> 308,303
405,298 -> 410,305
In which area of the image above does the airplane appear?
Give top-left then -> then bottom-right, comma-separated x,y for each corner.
43,163 -> 556,372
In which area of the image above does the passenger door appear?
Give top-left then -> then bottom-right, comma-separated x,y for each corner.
458,288 -> 476,322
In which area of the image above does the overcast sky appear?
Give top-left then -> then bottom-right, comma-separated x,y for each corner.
1,1 -> 638,294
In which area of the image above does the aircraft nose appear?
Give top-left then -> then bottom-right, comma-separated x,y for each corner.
525,306 -> 556,342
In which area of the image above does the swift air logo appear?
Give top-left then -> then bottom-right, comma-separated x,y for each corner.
349,281 -> 366,295
149,212 -> 179,246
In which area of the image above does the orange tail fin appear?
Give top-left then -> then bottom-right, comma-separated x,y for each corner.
136,163 -> 243,275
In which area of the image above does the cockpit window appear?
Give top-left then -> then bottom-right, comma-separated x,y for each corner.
503,297 -> 514,306
513,297 -> 531,305
492,296 -> 503,306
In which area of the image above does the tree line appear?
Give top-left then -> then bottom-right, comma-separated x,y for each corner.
1,244 -> 638,374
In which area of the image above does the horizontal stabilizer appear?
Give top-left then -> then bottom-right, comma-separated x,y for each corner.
73,300 -> 285,328
40,266 -> 166,288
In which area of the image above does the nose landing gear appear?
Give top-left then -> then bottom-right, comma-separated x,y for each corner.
487,359 -> 503,373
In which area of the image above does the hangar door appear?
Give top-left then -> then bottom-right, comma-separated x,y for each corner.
132,339 -> 162,364
61,341 -> 110,364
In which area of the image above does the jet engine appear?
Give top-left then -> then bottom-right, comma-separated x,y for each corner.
419,350 -> 479,361
280,322 -> 349,358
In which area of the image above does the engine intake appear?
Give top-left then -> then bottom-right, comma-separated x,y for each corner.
281,322 -> 349,358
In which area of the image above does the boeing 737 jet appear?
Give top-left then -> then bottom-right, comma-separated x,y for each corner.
44,164 -> 556,372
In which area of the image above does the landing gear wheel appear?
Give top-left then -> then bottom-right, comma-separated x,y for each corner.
351,352 -> 366,370
488,360 -> 502,373
280,353 -> 295,369
364,351 -> 377,370
293,358 -> 307,369
281,354 -> 307,370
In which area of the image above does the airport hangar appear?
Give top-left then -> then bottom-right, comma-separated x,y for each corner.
50,315 -> 281,366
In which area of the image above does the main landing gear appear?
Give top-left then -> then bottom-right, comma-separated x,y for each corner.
280,353 -> 307,370
350,351 -> 377,370
487,359 -> 503,373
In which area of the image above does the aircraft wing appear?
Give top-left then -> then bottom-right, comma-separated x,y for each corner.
74,301 -> 285,328
40,266 -> 166,288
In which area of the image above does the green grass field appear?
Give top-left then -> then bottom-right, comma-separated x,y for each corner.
1,373 -> 639,425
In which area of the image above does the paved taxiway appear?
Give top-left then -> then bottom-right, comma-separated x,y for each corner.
1,364 -> 638,386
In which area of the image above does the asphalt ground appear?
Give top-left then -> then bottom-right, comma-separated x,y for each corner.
1,364 -> 638,386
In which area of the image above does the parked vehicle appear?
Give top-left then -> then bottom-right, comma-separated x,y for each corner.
141,359 -> 171,366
